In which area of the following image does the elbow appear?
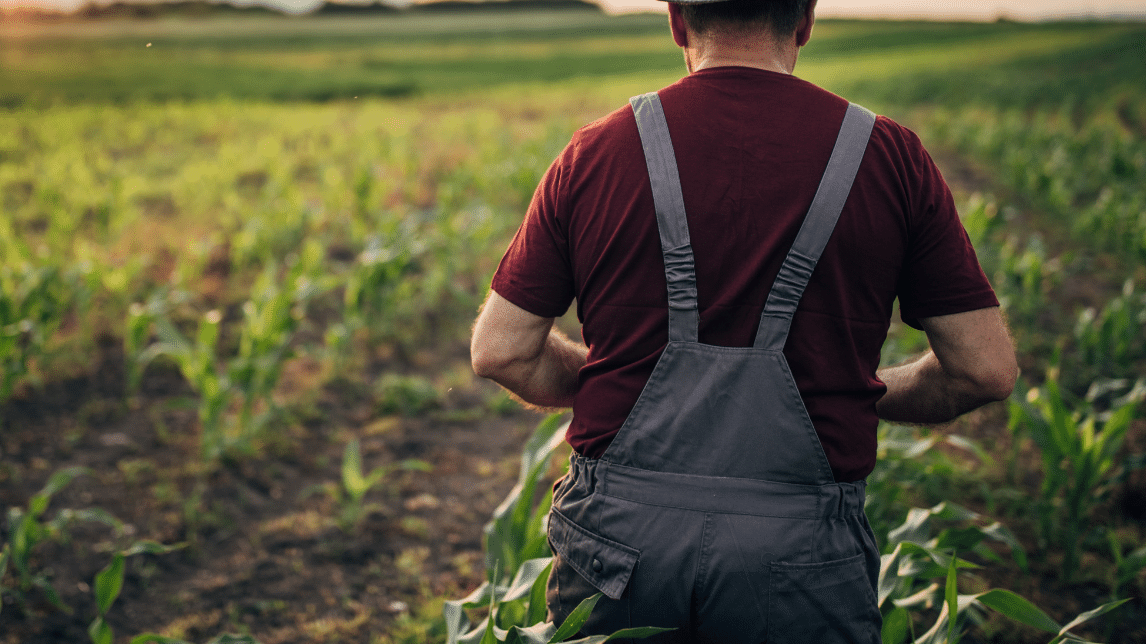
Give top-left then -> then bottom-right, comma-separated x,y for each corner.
471,335 -> 524,382
470,338 -> 501,380
969,354 -> 1020,403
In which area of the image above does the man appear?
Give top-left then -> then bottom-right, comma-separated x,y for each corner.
471,0 -> 1018,641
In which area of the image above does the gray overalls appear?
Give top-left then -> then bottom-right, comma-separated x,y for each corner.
545,92 -> 882,644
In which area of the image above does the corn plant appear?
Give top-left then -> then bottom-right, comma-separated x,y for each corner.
1106,531 -> 1146,602
326,232 -> 417,368
483,413 -> 568,582
89,540 -> 185,644
445,558 -> 672,644
446,414 -> 675,643
878,503 -> 1128,644
1073,279 -> 1146,382
0,261 -> 75,405
1008,370 -> 1142,582
1,467 -> 122,615
992,234 -> 1061,334
139,249 -> 329,462
307,438 -> 431,533
865,424 -> 989,545
124,287 -> 188,398
142,308 -> 230,460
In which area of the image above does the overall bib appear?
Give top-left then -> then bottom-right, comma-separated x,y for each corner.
546,92 -> 882,644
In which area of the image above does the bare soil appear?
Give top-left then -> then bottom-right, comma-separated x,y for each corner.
0,334 -> 555,643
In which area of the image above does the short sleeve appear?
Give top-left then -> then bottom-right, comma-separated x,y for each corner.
895,129 -> 999,329
490,139 -> 577,319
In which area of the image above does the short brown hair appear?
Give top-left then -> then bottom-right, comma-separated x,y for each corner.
679,0 -> 812,38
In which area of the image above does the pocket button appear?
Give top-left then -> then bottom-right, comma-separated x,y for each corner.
592,558 -> 603,572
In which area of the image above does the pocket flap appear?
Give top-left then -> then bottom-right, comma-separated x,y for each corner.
548,509 -> 639,600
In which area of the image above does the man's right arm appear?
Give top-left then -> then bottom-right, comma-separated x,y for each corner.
876,306 -> 1018,424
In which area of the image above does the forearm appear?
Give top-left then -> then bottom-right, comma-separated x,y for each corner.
877,307 -> 1018,424
876,351 -> 992,424
480,327 -> 587,410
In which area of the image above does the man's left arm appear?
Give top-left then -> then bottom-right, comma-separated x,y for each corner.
471,290 -> 587,410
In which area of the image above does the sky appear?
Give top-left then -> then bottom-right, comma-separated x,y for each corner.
3,0 -> 1146,20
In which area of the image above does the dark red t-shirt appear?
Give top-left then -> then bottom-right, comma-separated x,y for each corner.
491,67 -> 998,482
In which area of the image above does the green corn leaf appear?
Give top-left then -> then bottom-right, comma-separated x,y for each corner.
453,620 -> 495,644
927,502 -> 981,522
898,542 -> 981,576
527,560 -> 553,626
892,582 -> 941,610
881,606 -> 910,644
29,466 -> 91,517
945,552 -> 959,643
877,548 -> 905,608
88,616 -> 113,644
504,558 -> 552,604
914,600 -> 951,644
342,439 -> 368,499
481,585 -> 500,644
506,622 -> 557,644
1048,598 -> 1131,644
888,507 -> 931,545
51,508 -> 125,535
94,553 -> 125,615
445,581 -> 495,644
980,522 -> 1028,572
34,576 -> 72,614
934,526 -> 989,553
485,414 -> 568,577
549,592 -> 601,643
974,589 -> 1060,633
500,598 -> 528,629
944,434 -> 990,463
121,540 -> 187,557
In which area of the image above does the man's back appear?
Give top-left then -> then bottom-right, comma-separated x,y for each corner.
471,3 -> 1016,638
492,66 -> 997,481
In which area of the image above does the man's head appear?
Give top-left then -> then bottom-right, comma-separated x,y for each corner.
676,0 -> 814,40
664,0 -> 817,75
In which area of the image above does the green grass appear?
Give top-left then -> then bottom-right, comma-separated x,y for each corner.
4,13 -> 1143,114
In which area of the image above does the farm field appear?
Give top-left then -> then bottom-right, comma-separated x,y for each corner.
1,8 -> 1146,644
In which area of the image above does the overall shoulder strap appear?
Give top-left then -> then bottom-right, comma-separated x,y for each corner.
754,103 -> 876,350
630,91 -> 699,343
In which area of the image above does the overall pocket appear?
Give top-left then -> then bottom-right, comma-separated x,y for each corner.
767,552 -> 881,644
546,508 -> 640,633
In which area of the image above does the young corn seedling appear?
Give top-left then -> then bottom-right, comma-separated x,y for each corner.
1008,369 -> 1141,583
308,438 -> 431,533
88,541 -> 185,644
142,308 -> 231,461
124,287 -> 188,399
2,467 -> 122,616
1074,279 -> 1146,382
445,558 -> 673,644
878,503 -> 1128,644
0,261 -> 74,406
326,232 -> 416,370
140,248 -> 330,463
1106,531 -> 1146,602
